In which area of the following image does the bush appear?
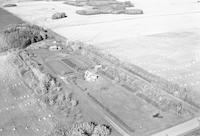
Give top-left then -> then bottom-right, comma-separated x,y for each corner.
52,12 -> 67,20
3,4 -> 17,7
72,122 -> 96,135
70,122 -> 111,136
0,23 -> 49,52
92,124 -> 111,136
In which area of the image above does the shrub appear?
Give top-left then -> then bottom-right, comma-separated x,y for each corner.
52,12 -> 67,20
92,124 -> 111,136
0,23 -> 49,52
70,122 -> 111,136
3,4 -> 17,7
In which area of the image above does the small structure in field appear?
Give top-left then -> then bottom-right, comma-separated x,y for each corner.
84,70 -> 99,82
52,12 -> 67,20
49,45 -> 62,51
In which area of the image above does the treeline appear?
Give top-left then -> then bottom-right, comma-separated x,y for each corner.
0,23 -> 49,52
48,122 -> 111,136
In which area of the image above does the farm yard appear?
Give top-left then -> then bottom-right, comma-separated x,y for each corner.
33,39 -> 200,136
29,40 -> 121,136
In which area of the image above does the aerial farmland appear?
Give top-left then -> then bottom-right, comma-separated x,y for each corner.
1,0 -> 200,136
